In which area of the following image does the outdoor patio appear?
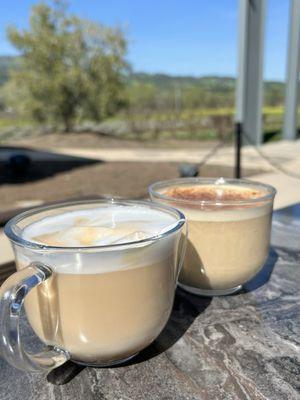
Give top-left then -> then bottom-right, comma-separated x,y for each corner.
0,0 -> 300,399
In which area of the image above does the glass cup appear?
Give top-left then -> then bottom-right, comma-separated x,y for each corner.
149,177 -> 276,296
0,199 -> 186,373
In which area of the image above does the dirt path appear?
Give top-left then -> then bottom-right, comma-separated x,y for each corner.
0,161 -> 261,211
3,132 -> 219,150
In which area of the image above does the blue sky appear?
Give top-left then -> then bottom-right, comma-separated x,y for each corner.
0,0 -> 289,80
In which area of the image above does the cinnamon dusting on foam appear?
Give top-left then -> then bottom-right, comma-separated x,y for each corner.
163,185 -> 264,202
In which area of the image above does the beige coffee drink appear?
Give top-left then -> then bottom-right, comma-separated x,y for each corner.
11,202 -> 184,365
149,178 -> 276,296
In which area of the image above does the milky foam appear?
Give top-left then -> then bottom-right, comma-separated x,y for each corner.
158,184 -> 273,222
22,205 -> 177,248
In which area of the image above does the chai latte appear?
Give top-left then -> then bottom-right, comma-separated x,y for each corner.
16,205 -> 180,364
150,179 -> 275,295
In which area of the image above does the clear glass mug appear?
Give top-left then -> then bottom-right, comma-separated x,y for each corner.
0,200 -> 186,373
149,177 -> 276,296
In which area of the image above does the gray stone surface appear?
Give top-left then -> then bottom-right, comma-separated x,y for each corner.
1,205 -> 300,400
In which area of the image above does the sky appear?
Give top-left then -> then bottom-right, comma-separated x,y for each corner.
0,0 -> 290,81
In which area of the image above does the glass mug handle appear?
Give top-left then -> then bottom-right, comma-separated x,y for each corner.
0,262 -> 69,373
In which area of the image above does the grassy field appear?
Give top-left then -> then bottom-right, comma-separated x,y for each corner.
0,106 -> 298,143
119,106 -> 289,142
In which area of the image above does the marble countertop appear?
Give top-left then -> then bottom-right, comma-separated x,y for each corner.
1,205 -> 299,400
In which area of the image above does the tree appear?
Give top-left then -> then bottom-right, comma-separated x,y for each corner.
127,81 -> 157,111
4,1 -> 128,131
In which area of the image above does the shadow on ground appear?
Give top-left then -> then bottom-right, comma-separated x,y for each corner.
0,146 -> 101,184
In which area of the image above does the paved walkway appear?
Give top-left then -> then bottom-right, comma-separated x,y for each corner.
51,139 -> 300,170
1,139 -> 300,266
52,140 -> 300,209
52,146 -> 277,169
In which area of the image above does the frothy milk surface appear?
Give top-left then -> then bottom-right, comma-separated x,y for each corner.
163,184 -> 265,202
23,205 -> 176,247
161,184 -> 271,221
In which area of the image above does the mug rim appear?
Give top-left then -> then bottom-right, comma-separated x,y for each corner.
149,177 -> 276,206
4,199 -> 185,253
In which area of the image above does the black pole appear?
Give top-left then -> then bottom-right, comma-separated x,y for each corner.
235,122 -> 242,178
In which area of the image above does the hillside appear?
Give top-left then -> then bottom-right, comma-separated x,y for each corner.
129,72 -> 284,107
0,56 -> 285,108
130,72 -> 236,90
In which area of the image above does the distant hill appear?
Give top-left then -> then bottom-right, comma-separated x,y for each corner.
128,72 -> 284,108
130,72 -> 236,90
131,72 -> 283,96
0,56 -> 285,108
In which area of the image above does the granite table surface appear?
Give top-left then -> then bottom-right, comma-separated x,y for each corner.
0,204 -> 299,400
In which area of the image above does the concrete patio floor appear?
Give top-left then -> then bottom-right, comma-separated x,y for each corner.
51,139 -> 299,169
52,139 -> 300,209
